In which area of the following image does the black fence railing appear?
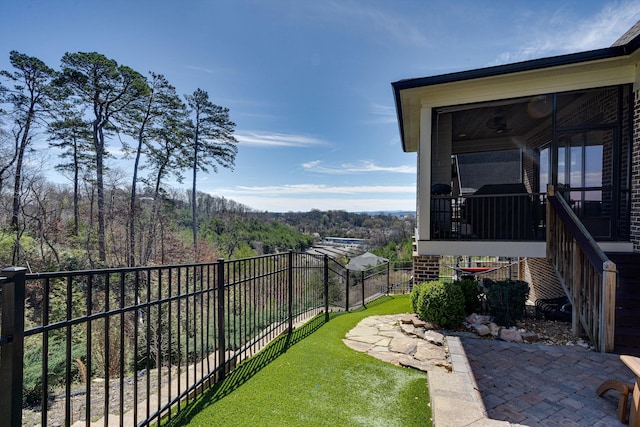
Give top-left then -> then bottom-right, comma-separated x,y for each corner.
388,261 -> 414,294
439,257 -> 521,283
431,193 -> 547,241
0,251 -> 396,427
554,187 -> 630,241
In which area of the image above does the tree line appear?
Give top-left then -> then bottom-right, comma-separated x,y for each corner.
0,50 -> 238,269
269,209 -> 415,247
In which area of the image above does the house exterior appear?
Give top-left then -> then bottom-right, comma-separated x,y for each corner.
346,251 -> 388,271
392,23 -> 640,355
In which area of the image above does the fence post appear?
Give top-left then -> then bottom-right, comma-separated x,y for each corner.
345,269 -> 350,312
323,255 -> 329,321
386,262 -> 390,295
288,251 -> 293,332
546,184 -> 554,259
571,242 -> 583,338
361,270 -> 365,308
216,259 -> 226,381
0,267 -> 27,427
600,260 -> 617,353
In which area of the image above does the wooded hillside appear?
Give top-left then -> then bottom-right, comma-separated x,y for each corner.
0,50 -> 414,272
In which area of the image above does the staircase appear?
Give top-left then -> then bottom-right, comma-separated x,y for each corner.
606,253 -> 640,357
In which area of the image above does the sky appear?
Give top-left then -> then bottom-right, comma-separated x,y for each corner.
2,0 -> 640,213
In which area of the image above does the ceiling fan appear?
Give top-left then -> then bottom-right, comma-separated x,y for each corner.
486,116 -> 511,134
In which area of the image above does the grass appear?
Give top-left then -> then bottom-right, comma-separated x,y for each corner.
168,295 -> 432,427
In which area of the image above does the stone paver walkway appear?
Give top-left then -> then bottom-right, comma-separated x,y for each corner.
343,314 -> 635,426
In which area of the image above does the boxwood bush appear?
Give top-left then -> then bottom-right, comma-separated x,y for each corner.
410,281 -> 424,313
486,279 -> 529,327
455,278 -> 481,314
413,280 -> 466,329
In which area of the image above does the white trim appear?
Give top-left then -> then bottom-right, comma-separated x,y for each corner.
597,242 -> 634,253
415,240 -> 634,257
400,56 -> 638,153
416,106 -> 432,241
416,240 -> 546,258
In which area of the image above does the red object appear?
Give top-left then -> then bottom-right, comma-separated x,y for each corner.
458,267 -> 493,274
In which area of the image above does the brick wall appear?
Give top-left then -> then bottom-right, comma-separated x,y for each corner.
413,255 -> 563,302
413,255 -> 440,283
631,89 -> 640,251
617,86 -> 632,238
522,257 -> 564,302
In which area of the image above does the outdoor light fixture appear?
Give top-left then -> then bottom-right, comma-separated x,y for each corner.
486,116 -> 511,134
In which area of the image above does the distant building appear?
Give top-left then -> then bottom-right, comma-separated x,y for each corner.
322,237 -> 367,246
346,252 -> 388,271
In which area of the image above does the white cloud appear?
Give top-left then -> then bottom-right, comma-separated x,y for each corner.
182,64 -> 233,74
347,3 -> 430,48
182,64 -> 216,74
215,183 -> 415,197
204,182 -> 416,212
235,131 -> 327,147
366,103 -> 398,125
493,1 -> 640,64
565,2 -> 640,50
221,196 -> 416,213
295,1 -> 430,48
302,160 -> 415,174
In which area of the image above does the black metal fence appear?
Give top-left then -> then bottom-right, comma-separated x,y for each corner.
0,251 -> 394,427
388,261 -> 414,294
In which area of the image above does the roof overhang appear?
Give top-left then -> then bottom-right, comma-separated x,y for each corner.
392,36 -> 640,153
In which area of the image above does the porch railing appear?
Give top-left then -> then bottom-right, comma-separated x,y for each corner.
431,192 -> 546,241
0,251 -> 392,427
546,185 -> 616,352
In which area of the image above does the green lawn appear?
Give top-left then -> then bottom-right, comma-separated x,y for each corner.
168,295 -> 432,427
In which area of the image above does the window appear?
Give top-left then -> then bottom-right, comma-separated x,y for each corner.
539,146 -> 549,193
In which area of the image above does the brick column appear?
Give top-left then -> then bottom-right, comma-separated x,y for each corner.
413,255 -> 440,283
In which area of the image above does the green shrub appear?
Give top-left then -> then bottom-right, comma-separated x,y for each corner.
414,280 -> 465,329
410,282 -> 424,313
486,279 -> 529,327
22,338 -> 83,404
455,278 -> 481,314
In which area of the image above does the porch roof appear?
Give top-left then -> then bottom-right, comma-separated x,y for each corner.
392,24 -> 640,153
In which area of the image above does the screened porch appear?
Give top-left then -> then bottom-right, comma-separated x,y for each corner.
428,84 -> 632,243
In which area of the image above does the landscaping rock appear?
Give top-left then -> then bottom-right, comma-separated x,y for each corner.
410,327 -> 426,339
471,323 -> 491,336
465,313 -> 491,325
461,311 -> 588,348
400,323 -> 416,335
424,330 -> 445,346
413,342 -> 447,363
521,332 -> 539,343
343,314 -> 452,376
399,314 -> 415,324
577,339 -> 591,349
488,322 -> 500,336
389,336 -> 417,355
400,313 -> 429,328
499,328 -> 523,343
411,317 -> 428,328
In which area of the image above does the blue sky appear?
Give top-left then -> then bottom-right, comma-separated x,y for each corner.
2,1 -> 640,212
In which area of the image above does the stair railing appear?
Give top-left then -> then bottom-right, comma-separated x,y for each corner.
546,185 -> 616,352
